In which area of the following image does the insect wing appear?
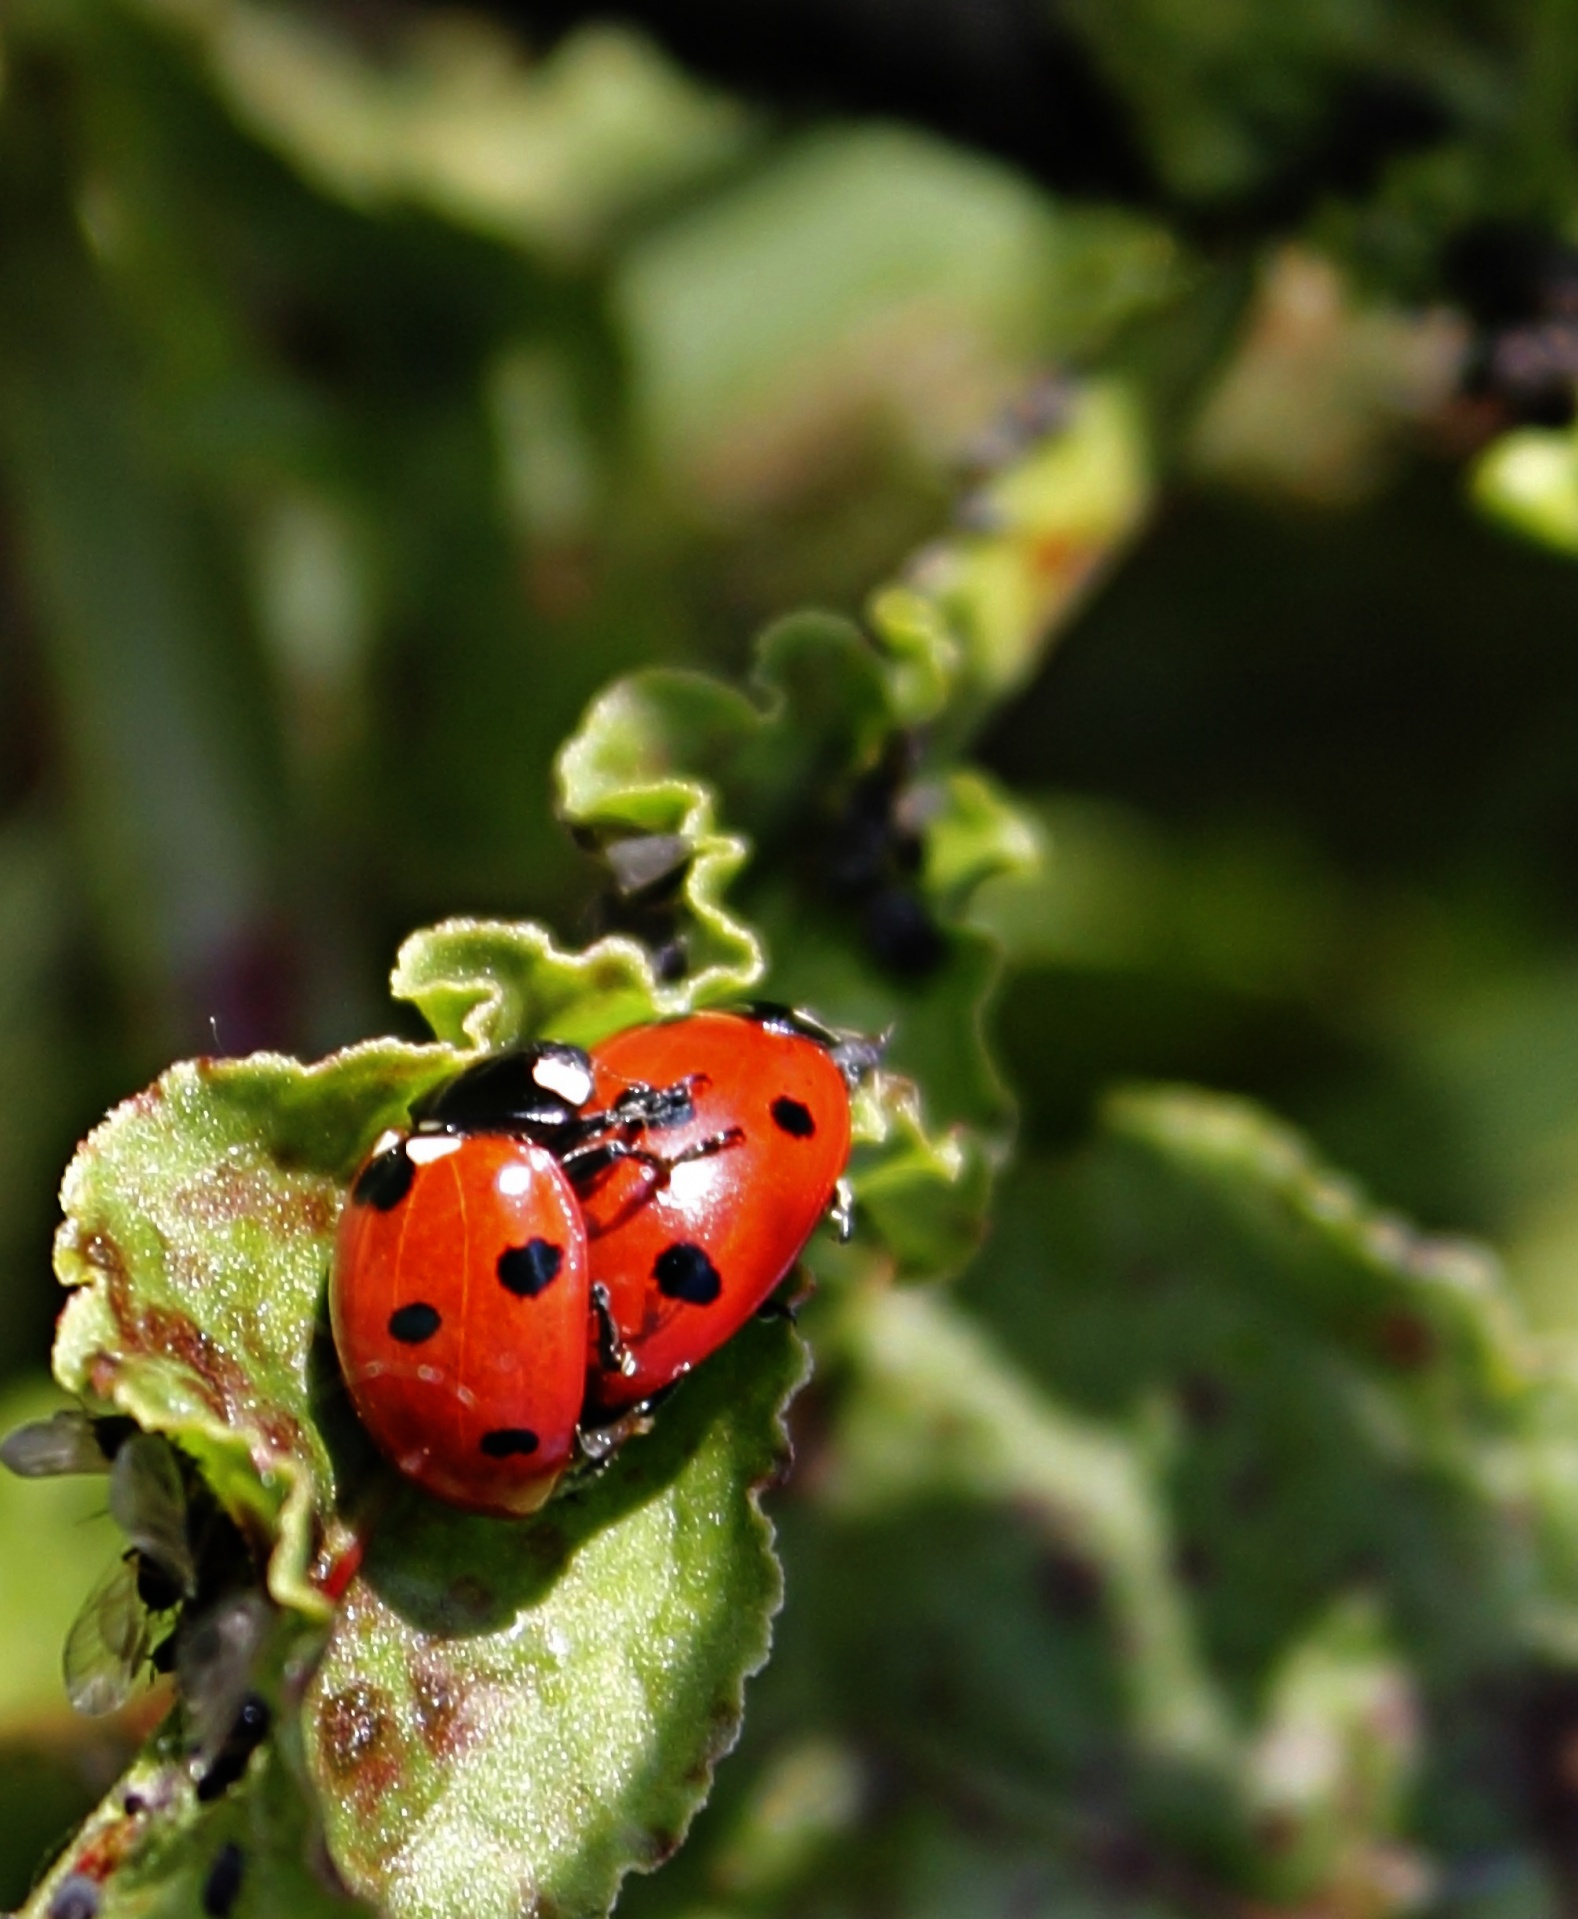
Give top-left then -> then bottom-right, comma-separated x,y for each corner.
0,1410 -> 111,1478
109,1434 -> 195,1598
178,1593 -> 270,1765
64,1557 -> 151,1717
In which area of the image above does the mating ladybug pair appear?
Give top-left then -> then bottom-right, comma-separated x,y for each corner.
330,1009 -> 871,1517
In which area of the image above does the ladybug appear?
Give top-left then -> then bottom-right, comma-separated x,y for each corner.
331,1044 -> 608,1516
578,1009 -> 866,1417
331,1041 -> 702,1515
332,1019 -> 869,1512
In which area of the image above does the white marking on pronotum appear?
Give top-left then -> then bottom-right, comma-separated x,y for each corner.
406,1134 -> 464,1165
532,1053 -> 593,1107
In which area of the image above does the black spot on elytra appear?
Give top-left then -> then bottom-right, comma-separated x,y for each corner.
353,1145 -> 415,1211
498,1238 -> 563,1297
771,1095 -> 815,1138
654,1242 -> 722,1305
480,1427 -> 540,1458
388,1302 -> 442,1345
202,1843 -> 246,1919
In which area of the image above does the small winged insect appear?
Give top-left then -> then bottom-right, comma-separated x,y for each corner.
0,1412 -> 191,1713
66,1433 -> 197,1716
0,1408 -> 128,1479
3,1409 -> 272,1780
179,1591 -> 271,1794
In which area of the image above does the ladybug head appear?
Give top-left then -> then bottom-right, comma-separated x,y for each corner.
744,1003 -> 888,1090
411,1043 -> 596,1143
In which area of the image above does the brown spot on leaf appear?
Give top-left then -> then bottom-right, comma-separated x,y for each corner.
638,1828 -> 680,1868
410,1657 -> 472,1760
82,1231 -> 127,1282
84,1220 -> 306,1460
317,1683 -> 401,1810
69,1764 -> 179,1881
172,1162 -> 336,1238
590,955 -> 637,993
683,1698 -> 742,1786
1029,531 -> 1097,587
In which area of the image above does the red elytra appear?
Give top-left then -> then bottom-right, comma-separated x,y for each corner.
331,1131 -> 588,1516
579,1011 -> 853,1415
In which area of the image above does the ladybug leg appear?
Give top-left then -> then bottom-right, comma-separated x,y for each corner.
589,1283 -> 638,1379
562,1392 -> 673,1490
660,1124 -> 745,1168
560,1125 -> 745,1188
615,1074 -> 709,1133
564,1124 -> 746,1236
577,1074 -> 710,1147
756,1267 -> 816,1324
565,1406 -> 655,1481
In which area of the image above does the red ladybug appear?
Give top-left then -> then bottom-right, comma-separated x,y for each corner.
578,1009 -> 861,1416
331,1018 -> 869,1513
331,1042 -> 612,1516
333,1129 -> 590,1515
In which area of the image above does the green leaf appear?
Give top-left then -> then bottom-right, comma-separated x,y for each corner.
663,1083 -> 1570,1919
44,991 -> 806,1915
304,1318 -> 804,1919
943,1084 -> 1574,1881
869,379 -> 1152,748
554,603 -> 1046,1281
154,6 -> 750,266
50,1041 -> 456,1618
822,1280 -> 1232,1779
18,1669 -> 370,1919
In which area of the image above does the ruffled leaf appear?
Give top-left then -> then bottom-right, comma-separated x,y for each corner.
50,1042 -> 455,1618
305,1318 -> 803,1919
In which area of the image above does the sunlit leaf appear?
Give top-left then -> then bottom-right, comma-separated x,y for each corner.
50,1041 -> 455,1618
305,1319 -> 804,1919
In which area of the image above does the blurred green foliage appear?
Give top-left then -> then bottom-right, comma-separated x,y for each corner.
11,0 -> 1578,1914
